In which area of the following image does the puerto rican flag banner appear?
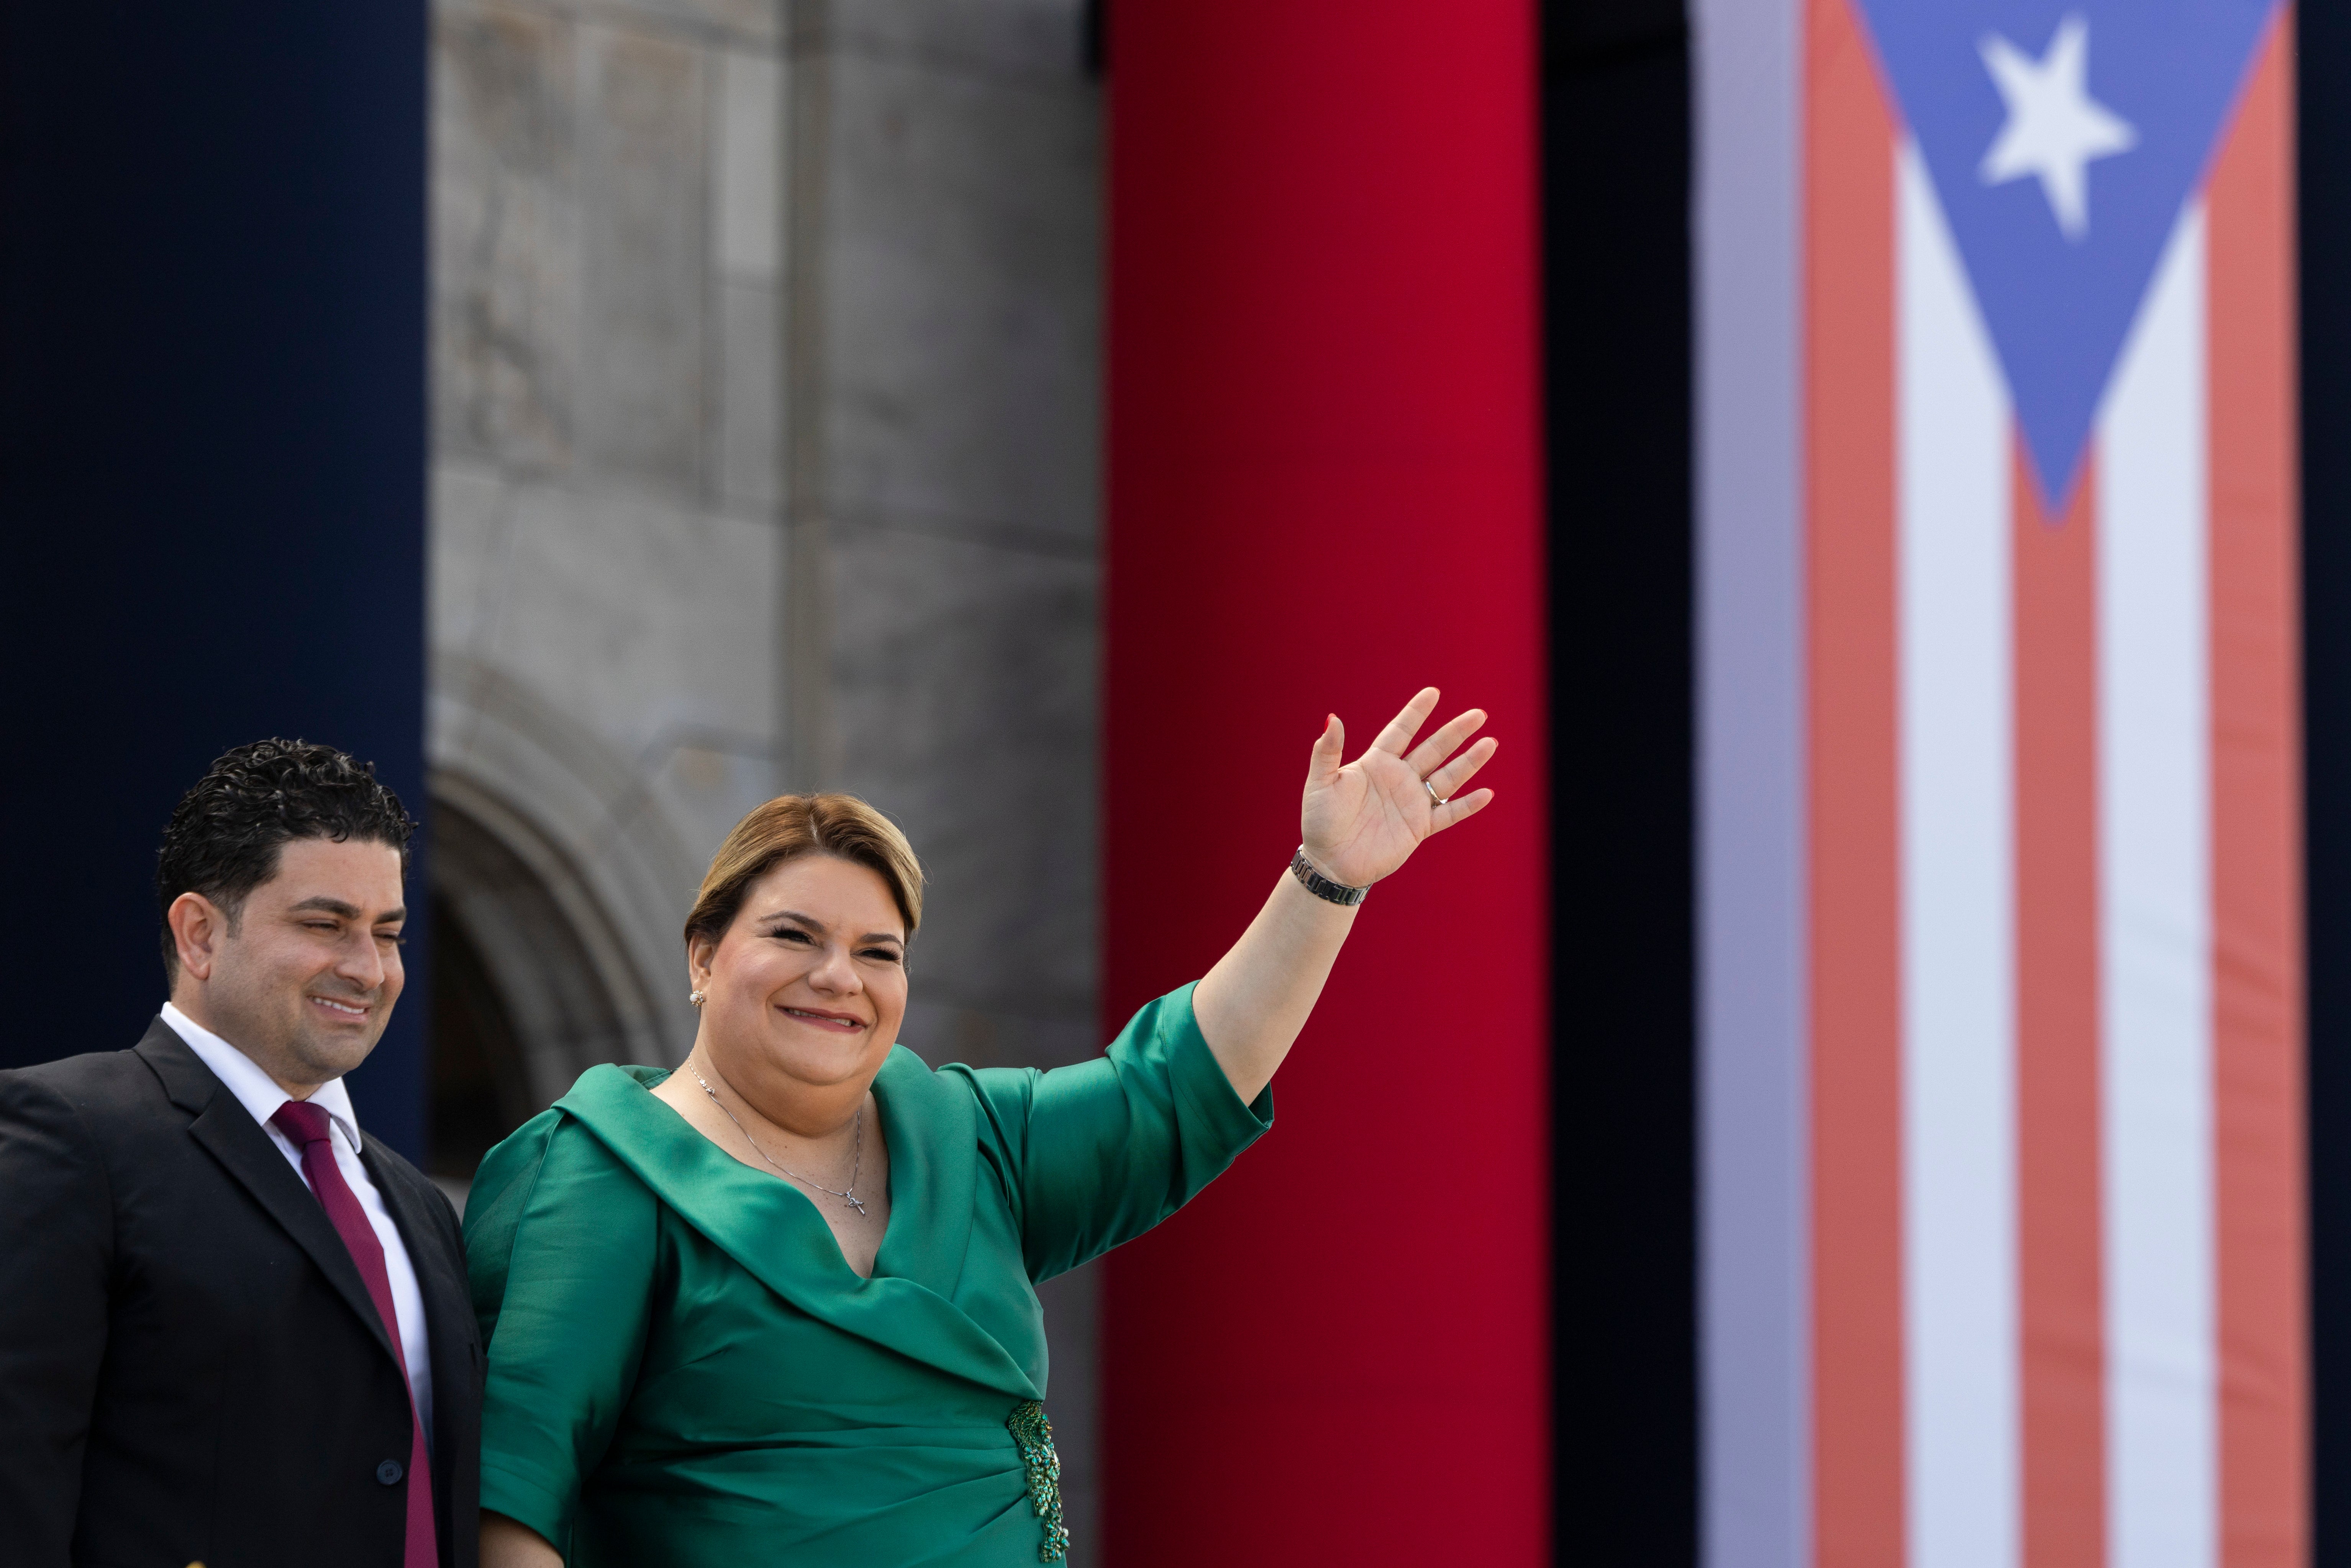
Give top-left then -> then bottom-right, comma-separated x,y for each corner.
1699,3 -> 2302,1567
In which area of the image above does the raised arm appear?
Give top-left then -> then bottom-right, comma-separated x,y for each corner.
1190,687 -> 1497,1101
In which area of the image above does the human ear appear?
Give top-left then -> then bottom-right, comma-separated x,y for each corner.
168,892 -> 226,983
687,932 -> 719,993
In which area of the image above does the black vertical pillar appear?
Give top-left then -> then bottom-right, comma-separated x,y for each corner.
1544,3 -> 1698,1563
2301,2 -> 2351,1558
0,1 -> 431,1156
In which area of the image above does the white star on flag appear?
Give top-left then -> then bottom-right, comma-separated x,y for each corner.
1976,13 -> 2138,241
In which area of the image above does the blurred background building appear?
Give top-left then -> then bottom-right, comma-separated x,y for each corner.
425,0 -> 1107,1130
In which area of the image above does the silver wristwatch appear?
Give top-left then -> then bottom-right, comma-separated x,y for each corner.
1289,846 -> 1369,906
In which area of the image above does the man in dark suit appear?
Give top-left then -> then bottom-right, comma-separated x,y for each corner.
0,739 -> 479,1568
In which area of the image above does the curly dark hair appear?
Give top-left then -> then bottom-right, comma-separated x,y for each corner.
155,739 -> 417,984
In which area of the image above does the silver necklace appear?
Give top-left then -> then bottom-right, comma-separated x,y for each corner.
688,1061 -> 869,1216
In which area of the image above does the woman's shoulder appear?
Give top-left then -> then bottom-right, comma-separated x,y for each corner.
485,1063 -> 654,1163
466,1070 -> 667,1241
556,1059 -> 672,1112
895,1043 -> 1031,1125
464,1075 -> 669,1325
923,985 -> 1210,1097
882,1042 -> 998,1098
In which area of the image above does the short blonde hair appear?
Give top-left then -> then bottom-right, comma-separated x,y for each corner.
684,794 -> 924,949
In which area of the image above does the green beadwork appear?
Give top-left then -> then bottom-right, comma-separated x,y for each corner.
1006,1399 -> 1071,1563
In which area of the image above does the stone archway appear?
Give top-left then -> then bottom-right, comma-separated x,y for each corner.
425,772 -> 674,1186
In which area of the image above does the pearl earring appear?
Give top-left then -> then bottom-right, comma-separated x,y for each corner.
689,990 -> 706,1006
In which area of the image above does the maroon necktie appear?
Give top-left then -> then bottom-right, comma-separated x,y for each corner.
272,1100 -> 439,1568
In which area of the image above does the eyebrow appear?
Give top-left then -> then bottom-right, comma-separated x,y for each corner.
756,909 -> 905,945
289,896 -> 407,923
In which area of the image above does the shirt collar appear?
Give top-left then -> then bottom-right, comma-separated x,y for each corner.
159,1001 -> 363,1155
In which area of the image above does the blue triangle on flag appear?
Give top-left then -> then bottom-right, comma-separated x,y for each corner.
1848,0 -> 2279,509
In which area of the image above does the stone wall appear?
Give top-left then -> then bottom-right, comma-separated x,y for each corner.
428,0 -> 1106,1548
431,0 -> 786,1068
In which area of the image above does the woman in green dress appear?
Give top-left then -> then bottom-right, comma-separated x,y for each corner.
470,687 -> 1499,1566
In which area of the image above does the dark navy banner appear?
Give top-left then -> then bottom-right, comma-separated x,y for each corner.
0,0 -> 430,1157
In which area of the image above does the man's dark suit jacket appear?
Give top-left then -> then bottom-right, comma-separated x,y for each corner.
0,1019 -> 482,1568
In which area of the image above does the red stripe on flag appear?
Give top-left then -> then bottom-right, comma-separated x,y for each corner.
1806,2 -> 1903,1562
2013,448 -> 2106,1568
2205,14 -> 2307,1566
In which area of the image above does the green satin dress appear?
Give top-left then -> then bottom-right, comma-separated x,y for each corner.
465,983 -> 1271,1566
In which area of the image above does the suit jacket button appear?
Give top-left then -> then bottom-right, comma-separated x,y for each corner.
376,1459 -> 405,1485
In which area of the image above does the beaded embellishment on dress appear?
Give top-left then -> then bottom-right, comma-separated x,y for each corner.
1006,1399 -> 1071,1562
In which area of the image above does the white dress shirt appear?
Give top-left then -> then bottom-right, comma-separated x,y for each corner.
160,1003 -> 436,1440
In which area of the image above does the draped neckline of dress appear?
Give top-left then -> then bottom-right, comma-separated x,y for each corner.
550,1049 -> 1040,1401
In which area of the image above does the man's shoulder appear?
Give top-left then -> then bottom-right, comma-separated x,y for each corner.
357,1128 -> 433,1191
1,1040 -> 172,1113
0,1021 -> 214,1145
0,1036 -> 195,1188
358,1130 -> 462,1226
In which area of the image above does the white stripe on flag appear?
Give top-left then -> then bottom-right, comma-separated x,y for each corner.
1897,139 -> 2020,1568
2098,200 -> 2217,1568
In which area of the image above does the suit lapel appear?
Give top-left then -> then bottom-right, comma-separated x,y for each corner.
362,1137 -> 479,1437
136,1021 -> 398,1366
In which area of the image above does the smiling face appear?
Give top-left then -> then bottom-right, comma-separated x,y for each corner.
689,853 -> 910,1110
167,835 -> 408,1096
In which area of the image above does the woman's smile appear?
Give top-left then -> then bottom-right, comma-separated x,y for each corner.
781,1004 -> 866,1032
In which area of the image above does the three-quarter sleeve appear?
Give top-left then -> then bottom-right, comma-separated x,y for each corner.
958,982 -> 1274,1281
464,1113 -> 659,1554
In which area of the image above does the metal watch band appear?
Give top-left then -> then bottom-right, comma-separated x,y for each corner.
1289,845 -> 1369,906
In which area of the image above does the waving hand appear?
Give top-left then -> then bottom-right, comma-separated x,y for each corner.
1300,687 -> 1498,888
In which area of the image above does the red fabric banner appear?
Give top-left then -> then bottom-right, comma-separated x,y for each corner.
1100,2 -> 1549,1561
